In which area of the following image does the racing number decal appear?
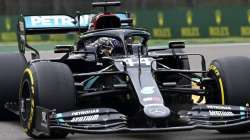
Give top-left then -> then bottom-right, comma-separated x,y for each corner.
209,65 -> 225,105
21,68 -> 35,132
123,58 -> 151,67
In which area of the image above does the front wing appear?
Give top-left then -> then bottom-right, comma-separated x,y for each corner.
33,104 -> 250,136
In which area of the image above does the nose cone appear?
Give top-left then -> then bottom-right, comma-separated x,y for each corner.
144,104 -> 171,119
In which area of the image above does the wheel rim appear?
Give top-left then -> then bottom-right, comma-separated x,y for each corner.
20,79 -> 32,123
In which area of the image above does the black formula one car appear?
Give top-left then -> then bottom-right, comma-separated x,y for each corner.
1,1 -> 250,139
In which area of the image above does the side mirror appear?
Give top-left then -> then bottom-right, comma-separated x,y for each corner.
54,45 -> 74,53
169,41 -> 185,49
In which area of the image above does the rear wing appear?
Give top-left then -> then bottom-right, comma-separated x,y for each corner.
17,13 -> 130,53
20,15 -> 85,34
18,13 -> 130,34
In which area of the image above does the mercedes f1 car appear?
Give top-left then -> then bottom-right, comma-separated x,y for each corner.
1,1 -> 250,139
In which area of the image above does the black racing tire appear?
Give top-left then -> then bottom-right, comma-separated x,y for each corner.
208,56 -> 250,133
19,61 -> 76,138
0,53 -> 26,120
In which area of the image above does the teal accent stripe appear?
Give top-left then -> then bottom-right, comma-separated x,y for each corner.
56,113 -> 63,118
84,76 -> 100,90
240,106 -> 245,119
56,113 -> 65,123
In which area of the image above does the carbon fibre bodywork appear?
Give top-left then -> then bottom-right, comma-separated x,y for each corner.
10,1 -> 250,138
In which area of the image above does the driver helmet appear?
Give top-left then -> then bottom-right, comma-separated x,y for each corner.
95,37 -> 124,57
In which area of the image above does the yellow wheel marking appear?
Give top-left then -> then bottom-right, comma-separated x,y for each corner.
209,65 -> 225,105
31,99 -> 34,108
219,78 -> 225,105
22,68 -> 35,131
24,69 -> 34,85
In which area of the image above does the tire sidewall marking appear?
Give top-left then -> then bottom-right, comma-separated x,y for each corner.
20,68 -> 35,132
209,64 -> 225,105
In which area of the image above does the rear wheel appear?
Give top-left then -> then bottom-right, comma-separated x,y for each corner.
19,61 -> 76,138
0,53 -> 26,120
208,56 -> 250,133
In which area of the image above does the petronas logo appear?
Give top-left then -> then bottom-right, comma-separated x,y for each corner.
158,12 -> 164,27
215,9 -> 222,25
187,10 -> 192,25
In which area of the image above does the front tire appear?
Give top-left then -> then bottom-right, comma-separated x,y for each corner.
19,61 -> 76,138
208,56 -> 250,133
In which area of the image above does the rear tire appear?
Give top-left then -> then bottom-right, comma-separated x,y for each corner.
19,61 -> 76,138
0,53 -> 26,120
208,56 -> 250,133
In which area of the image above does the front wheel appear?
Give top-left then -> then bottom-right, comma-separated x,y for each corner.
207,56 -> 250,133
19,61 -> 76,138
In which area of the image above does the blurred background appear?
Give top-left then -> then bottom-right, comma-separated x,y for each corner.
1,0 -> 250,43
1,0 -> 250,14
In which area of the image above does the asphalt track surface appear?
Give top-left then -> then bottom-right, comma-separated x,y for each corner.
2,43 -> 250,140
